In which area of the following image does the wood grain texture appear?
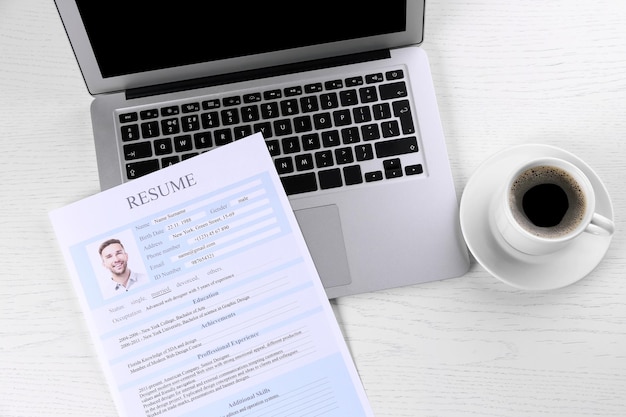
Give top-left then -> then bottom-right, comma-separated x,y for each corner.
1,0 -> 625,415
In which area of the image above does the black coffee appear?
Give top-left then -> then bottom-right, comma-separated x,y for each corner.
522,183 -> 568,227
509,165 -> 587,238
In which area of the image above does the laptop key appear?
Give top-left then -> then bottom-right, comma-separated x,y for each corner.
375,136 -> 419,158
335,147 -> 354,164
266,140 -> 280,156
392,100 -> 415,134
194,132 -> 212,149
333,109 -> 352,126
379,81 -> 408,100
214,129 -> 233,145
126,159 -> 160,179
321,131 -> 340,148
313,113 -> 333,130
119,112 -> 138,123
275,157 -> 294,174
343,165 -> 363,185
406,164 -> 424,175
295,154 -> 314,171
161,118 -> 180,135
261,102 -> 280,119
154,138 -> 173,155
202,99 -> 220,110
381,120 -> 401,137
372,103 -> 391,120
386,69 -> 404,80
124,142 -> 152,160
325,80 -> 343,90
319,168 -> 343,189
383,158 -> 401,170
355,143 -> 374,161
253,122 -> 272,138
341,127 -> 360,144
241,105 -> 260,122
366,73 -> 384,83
365,171 -> 384,182
161,106 -> 179,116
384,158 -> 403,179
223,96 -> 241,106
359,87 -> 378,103
353,106 -> 372,123
121,124 -> 140,141
264,90 -> 282,100
280,99 -> 299,116
302,133 -> 321,150
201,111 -> 220,128
243,93 -> 262,103
234,125 -> 252,139
320,92 -> 339,109
315,150 -> 334,167
385,168 -> 403,179
361,124 -> 380,141
345,76 -> 364,87
182,153 -> 198,160
294,115 -> 313,133
300,96 -> 319,113
339,89 -> 358,106
280,172 -> 318,195
273,119 -> 293,136
281,137 -> 301,154
161,156 -> 179,167
221,109 -> 239,125
181,102 -> 200,113
141,121 -> 160,138
174,135 -> 193,152
181,115 -> 200,132
304,83 -> 323,93
284,86 -> 302,96
140,109 -> 159,119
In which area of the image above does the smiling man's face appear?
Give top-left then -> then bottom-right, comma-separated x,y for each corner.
101,243 -> 129,278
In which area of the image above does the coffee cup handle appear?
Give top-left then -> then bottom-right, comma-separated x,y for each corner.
585,213 -> 615,236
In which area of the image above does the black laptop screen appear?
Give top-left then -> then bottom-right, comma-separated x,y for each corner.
75,1 -> 407,78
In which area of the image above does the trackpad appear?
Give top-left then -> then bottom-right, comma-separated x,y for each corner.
294,205 -> 352,289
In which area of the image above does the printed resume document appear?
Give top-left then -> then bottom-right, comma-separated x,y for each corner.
50,133 -> 374,417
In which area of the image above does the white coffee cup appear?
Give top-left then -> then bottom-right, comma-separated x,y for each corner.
492,157 -> 614,256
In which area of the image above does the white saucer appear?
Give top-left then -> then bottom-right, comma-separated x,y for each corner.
460,144 -> 614,290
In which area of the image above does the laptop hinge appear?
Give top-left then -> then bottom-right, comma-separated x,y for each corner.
126,49 -> 392,100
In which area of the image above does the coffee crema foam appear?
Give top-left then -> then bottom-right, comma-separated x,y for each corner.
509,165 -> 587,238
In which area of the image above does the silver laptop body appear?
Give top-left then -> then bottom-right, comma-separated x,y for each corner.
54,0 -> 469,298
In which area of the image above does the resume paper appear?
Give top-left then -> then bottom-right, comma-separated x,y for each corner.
50,133 -> 374,417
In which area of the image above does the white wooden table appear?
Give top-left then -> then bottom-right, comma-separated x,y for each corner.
1,1 -> 625,415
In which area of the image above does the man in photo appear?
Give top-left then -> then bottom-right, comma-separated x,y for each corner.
98,238 -> 146,294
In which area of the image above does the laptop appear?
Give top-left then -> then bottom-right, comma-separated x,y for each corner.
54,0 -> 469,298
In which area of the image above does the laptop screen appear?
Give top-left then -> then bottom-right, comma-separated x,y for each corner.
76,1 -> 408,79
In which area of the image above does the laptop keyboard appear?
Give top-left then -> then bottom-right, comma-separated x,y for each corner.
118,68 -> 424,195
